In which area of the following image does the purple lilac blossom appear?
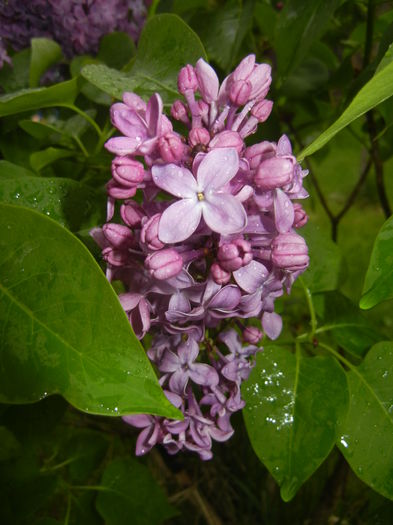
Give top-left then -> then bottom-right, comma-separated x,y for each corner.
0,0 -> 149,68
94,54 -> 310,460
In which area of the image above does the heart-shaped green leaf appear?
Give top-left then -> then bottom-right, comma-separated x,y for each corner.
337,342 -> 393,500
360,215 -> 393,309
29,38 -> 62,88
242,346 -> 348,501
82,14 -> 207,103
0,204 -> 180,419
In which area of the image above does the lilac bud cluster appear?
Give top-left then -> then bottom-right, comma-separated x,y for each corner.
92,55 -> 310,460
0,0 -> 148,69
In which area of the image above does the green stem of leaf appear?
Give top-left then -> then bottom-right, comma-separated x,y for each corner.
299,277 -> 317,339
63,104 -> 102,138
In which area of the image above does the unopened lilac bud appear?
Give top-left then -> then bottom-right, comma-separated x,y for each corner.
145,249 -> 183,280
102,247 -> 129,267
255,157 -> 294,191
189,127 -> 210,147
293,203 -> 308,228
229,79 -> 252,105
103,223 -> 134,249
271,232 -> 309,272
251,99 -> 273,122
245,141 -> 276,170
171,100 -> 189,124
243,326 -> 263,344
158,133 -> 184,163
112,157 -> 145,186
195,58 -> 219,103
107,179 -> 137,199
217,239 -> 252,272
178,64 -> 198,94
210,262 -> 231,285
209,130 -> 244,154
197,100 -> 209,120
120,201 -> 145,227
140,213 -> 164,250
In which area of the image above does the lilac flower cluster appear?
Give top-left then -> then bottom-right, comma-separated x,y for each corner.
92,55 -> 310,460
0,0 -> 148,68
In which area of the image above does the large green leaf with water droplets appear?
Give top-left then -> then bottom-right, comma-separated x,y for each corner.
360,215 -> 393,309
81,14 -> 207,103
337,342 -> 393,500
242,346 -> 348,501
0,204 -> 180,419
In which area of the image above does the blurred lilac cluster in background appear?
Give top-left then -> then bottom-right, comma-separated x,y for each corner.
92,54 -> 310,459
0,0 -> 148,68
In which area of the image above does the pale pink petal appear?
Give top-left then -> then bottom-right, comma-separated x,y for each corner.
105,136 -> 142,155
277,134 -> 292,155
203,193 -> 247,235
189,363 -> 219,387
158,199 -> 201,243
197,148 -> 239,191
233,260 -> 269,293
262,311 -> 283,340
274,189 -> 294,233
195,58 -> 219,103
123,414 -> 152,428
146,93 -> 163,136
152,164 -> 198,197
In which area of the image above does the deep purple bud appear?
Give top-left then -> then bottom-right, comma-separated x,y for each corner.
209,130 -> 244,154
229,79 -> 252,105
251,99 -> 273,122
189,127 -> 210,147
171,100 -> 189,124
243,326 -> 263,344
244,141 -> 276,170
145,249 -> 183,280
178,64 -> 198,94
120,201 -> 145,227
103,223 -> 134,248
217,239 -> 252,272
140,213 -> 165,250
271,232 -> 309,272
254,157 -> 294,191
158,133 -> 184,163
210,262 -> 231,285
107,179 -> 137,199
293,203 -> 308,228
112,157 -> 145,186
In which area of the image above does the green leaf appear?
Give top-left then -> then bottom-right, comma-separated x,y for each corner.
0,78 -> 79,117
30,147 -> 76,172
29,38 -> 63,88
0,49 -> 31,93
0,204 -> 180,419
193,0 -> 254,72
0,426 -> 21,461
0,169 -> 104,231
314,292 -> 384,357
299,59 -> 393,159
82,14 -> 207,103
98,32 -> 136,70
0,160 -> 35,178
96,458 -> 177,525
360,215 -> 393,309
275,0 -> 341,77
337,342 -> 393,500
300,223 -> 343,292
242,346 -> 348,501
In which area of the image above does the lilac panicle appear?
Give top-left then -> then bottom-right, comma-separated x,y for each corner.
93,53 -> 310,460
0,0 -> 149,69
